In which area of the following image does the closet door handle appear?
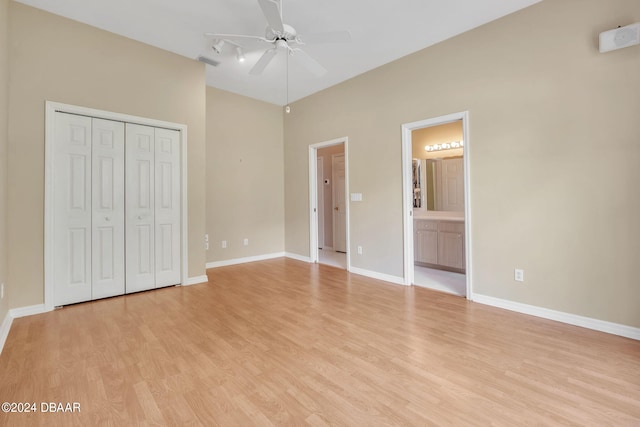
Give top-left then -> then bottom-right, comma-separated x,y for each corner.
105,216 -> 111,221
137,215 -> 142,220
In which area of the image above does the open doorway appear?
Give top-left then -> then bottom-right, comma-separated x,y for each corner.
309,138 -> 349,270
401,112 -> 471,298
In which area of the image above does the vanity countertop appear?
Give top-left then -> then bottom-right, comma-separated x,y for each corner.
413,214 -> 464,222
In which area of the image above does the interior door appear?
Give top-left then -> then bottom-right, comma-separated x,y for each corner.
53,112 -> 93,306
125,123 -> 156,293
154,128 -> 181,287
441,158 -> 464,212
332,154 -> 347,253
317,157 -> 324,249
91,118 -> 125,299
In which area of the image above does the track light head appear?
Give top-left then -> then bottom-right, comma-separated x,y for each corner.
212,39 -> 225,54
235,47 -> 245,62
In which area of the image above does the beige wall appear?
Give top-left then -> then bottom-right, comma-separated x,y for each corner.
0,0 -> 9,322
412,121 -> 464,159
206,87 -> 284,262
285,0 -> 640,327
317,144 -> 344,248
7,2 -> 207,308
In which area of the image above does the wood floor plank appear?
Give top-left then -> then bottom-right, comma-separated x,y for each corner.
1,258 -> 639,426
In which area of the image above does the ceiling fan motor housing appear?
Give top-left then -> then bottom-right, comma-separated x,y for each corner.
267,24 -> 298,42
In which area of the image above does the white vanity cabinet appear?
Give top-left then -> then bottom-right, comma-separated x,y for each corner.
414,220 -> 438,264
414,219 -> 465,273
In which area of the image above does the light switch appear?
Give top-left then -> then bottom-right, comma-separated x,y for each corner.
350,193 -> 363,202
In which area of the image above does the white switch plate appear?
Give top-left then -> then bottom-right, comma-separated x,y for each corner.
1,283 -> 4,299
204,234 -> 209,242
205,242 -> 209,250
357,246 -> 363,255
243,238 -> 249,246
350,193 -> 363,202
514,269 -> 524,282
222,240 -> 227,249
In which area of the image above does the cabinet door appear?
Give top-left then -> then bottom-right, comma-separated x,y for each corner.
438,231 -> 464,269
415,229 -> 438,264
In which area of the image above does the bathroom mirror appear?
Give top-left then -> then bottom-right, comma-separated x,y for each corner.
413,157 -> 464,212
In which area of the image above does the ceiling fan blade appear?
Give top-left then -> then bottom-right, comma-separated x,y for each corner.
293,49 -> 327,77
257,0 -> 284,33
299,31 -> 351,44
205,33 -> 269,43
250,49 -> 278,75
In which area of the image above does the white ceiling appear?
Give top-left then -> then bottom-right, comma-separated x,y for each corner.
15,0 -> 541,105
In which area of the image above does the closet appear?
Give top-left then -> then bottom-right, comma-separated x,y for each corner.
52,112 -> 181,306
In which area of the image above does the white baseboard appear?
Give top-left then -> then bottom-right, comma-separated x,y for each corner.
183,275 -> 208,286
10,304 -> 49,319
206,252 -> 286,269
0,311 -> 12,355
472,293 -> 640,341
285,252 -> 312,263
348,266 -> 407,286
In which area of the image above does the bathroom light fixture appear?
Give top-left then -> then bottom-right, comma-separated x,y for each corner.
424,140 -> 464,152
235,47 -> 245,62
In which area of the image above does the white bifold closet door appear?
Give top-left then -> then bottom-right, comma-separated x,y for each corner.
92,118 -> 126,299
53,114 -> 181,306
125,123 -> 181,293
53,113 -> 125,305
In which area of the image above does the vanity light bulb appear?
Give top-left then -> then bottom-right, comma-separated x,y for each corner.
460,141 -> 464,146
442,143 -> 451,149
425,146 -> 432,151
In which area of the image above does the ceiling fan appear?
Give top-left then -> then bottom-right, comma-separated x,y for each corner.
205,0 -> 350,76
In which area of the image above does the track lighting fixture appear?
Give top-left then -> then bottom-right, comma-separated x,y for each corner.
235,47 -> 245,62
212,39 -> 225,54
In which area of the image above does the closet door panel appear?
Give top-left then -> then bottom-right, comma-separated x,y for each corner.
125,123 -> 156,293
92,118 -> 125,299
154,128 -> 181,287
53,112 -> 93,306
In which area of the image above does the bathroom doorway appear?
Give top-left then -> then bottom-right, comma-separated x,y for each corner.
401,112 -> 471,297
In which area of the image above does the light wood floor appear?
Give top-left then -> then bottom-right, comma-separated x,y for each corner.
1,258 -> 639,426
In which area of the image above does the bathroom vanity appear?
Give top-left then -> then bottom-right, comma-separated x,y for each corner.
414,217 -> 465,273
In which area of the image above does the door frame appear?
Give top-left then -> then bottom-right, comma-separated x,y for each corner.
44,101 -> 189,310
401,111 -> 472,298
308,137 -> 350,269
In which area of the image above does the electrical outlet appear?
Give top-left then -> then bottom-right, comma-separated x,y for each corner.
514,269 -> 524,282
222,240 -> 227,249
243,238 -> 249,246
357,246 -> 363,255
1,283 -> 4,299
205,242 -> 209,250
204,234 -> 209,243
